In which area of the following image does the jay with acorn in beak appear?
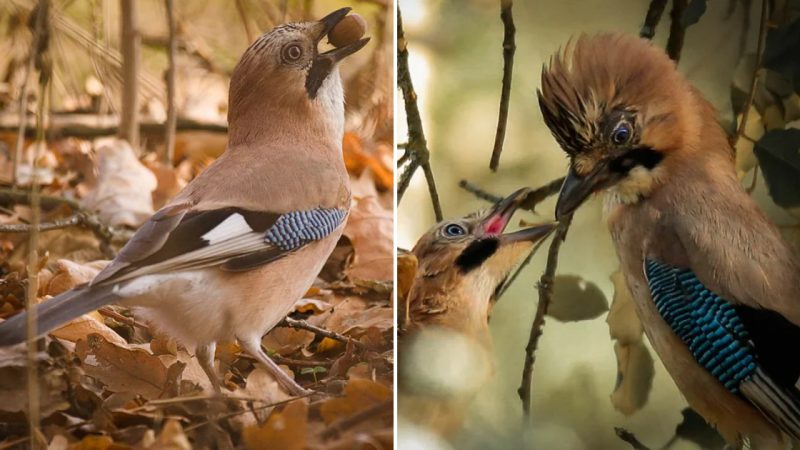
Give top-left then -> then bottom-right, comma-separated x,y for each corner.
539,33 -> 800,448
0,8 -> 369,397
399,188 -> 555,435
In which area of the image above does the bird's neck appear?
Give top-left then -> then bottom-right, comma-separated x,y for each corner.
227,102 -> 344,150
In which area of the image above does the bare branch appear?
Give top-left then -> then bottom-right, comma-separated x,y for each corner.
163,0 -> 178,165
666,0 -> 688,61
518,215 -> 572,414
730,0 -> 768,147
489,0 -> 516,171
640,0 -> 668,38
615,427 -> 653,450
119,0 -> 141,150
397,9 -> 443,221
459,176 -> 565,213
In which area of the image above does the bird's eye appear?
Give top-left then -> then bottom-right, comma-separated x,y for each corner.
611,123 -> 632,145
282,44 -> 303,62
442,223 -> 467,238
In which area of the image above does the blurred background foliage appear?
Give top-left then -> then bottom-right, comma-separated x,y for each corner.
397,0 -> 800,449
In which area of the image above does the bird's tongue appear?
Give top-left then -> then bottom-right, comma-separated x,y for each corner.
484,215 -> 509,235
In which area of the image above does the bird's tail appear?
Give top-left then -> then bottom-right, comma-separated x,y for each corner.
741,367 -> 800,441
0,284 -> 118,346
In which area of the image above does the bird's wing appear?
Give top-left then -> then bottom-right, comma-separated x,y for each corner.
92,205 -> 348,285
644,258 -> 800,440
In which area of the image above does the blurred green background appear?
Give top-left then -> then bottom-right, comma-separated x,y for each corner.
397,0 -> 799,448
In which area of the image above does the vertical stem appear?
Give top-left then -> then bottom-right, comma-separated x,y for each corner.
489,0 -> 516,171
730,0 -> 768,148
666,0 -> 688,62
518,216 -> 572,415
119,0 -> 140,151
12,2 -> 48,188
163,0 -> 177,165
26,2 -> 50,446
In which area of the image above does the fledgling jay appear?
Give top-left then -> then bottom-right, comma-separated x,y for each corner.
399,189 -> 554,435
0,8 -> 369,397
538,33 -> 800,448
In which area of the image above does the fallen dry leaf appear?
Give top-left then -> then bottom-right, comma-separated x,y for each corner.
262,327 -> 315,356
151,419 -> 192,450
344,196 -> 393,282
548,274 -> 609,322
320,378 -> 391,425
81,137 -> 157,227
611,340 -> 655,415
243,399 -> 308,450
51,313 -> 127,346
606,270 -> 644,344
76,333 -> 168,399
46,259 -> 108,296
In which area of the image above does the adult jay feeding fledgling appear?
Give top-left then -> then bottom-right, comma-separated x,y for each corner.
538,33 -> 800,448
0,8 -> 369,397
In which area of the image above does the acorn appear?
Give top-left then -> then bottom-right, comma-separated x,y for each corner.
328,13 -> 367,48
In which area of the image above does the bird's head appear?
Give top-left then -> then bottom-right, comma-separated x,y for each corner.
412,188 -> 555,295
227,8 -> 369,144
538,33 -> 703,219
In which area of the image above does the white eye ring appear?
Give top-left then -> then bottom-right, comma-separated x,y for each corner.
611,122 -> 632,145
442,223 -> 467,238
282,44 -> 303,62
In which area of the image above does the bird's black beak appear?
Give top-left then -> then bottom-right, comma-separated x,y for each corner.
555,162 -> 616,220
306,8 -> 370,99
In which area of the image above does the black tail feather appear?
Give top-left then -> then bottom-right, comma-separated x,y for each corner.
0,285 -> 117,346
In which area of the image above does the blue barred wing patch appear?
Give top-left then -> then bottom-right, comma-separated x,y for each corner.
264,208 -> 347,251
644,259 -> 757,393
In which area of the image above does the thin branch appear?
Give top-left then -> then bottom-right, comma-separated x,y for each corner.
0,214 -> 80,232
458,179 -> 503,203
666,0 -> 688,61
279,317 -> 367,350
119,0 -> 141,151
730,0 -> 768,147
183,393 -> 314,432
615,427 -> 653,450
640,0 -> 668,38
26,2 -> 50,446
489,0 -> 516,171
97,307 -> 148,330
518,215 -> 572,415
163,0 -> 177,165
397,9 -> 443,221
459,176 -> 565,213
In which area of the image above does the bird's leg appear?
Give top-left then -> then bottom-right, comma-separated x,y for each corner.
196,342 -> 222,393
238,338 -> 312,397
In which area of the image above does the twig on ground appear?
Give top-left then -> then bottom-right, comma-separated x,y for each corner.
279,317 -> 367,350
666,0 -> 688,61
730,0 -> 768,148
0,188 -> 122,257
97,307 -> 148,330
640,0 -> 668,38
397,9 -> 443,221
615,427 -> 653,450
489,0 -> 516,171
518,215 -> 572,414
320,399 -> 392,439
183,393 -> 314,432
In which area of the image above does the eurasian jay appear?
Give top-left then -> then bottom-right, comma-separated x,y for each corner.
538,33 -> 800,448
399,189 -> 554,435
0,8 -> 369,397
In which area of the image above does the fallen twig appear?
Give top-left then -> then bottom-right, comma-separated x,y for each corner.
518,215 -> 572,414
279,317 -> 367,350
730,0 -> 768,148
615,427 -> 653,450
489,0 -> 516,171
397,9 -> 443,221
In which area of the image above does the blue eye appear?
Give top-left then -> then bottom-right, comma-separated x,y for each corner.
443,223 -> 467,237
611,123 -> 631,145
